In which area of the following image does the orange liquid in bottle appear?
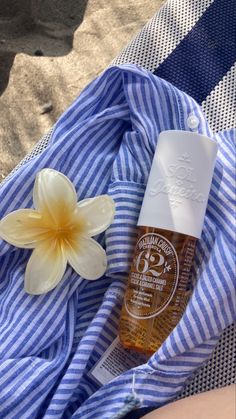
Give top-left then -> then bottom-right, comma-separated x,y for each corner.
119,226 -> 196,354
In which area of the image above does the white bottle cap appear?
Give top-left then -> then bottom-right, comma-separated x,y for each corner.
138,130 -> 218,238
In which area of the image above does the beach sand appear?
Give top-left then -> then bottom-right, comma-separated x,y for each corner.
0,0 -> 163,178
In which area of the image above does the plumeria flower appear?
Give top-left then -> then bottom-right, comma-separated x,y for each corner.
0,169 -> 115,295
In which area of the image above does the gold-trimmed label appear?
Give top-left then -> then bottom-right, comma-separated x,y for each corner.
125,233 -> 179,319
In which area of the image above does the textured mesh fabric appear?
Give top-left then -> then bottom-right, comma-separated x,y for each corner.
180,323 -> 236,398
112,0 -> 214,71
113,0 -> 235,133
202,63 -> 236,132
2,129 -> 53,185
1,0 -> 235,400
153,1 -> 235,104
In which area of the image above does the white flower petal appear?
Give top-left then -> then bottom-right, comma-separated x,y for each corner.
76,195 -> 115,236
24,241 -> 67,295
67,236 -> 107,280
0,209 -> 49,248
33,169 -> 78,225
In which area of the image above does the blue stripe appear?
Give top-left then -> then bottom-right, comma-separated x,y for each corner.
154,0 -> 236,103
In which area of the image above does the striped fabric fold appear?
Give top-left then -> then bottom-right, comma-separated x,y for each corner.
0,64 -> 235,419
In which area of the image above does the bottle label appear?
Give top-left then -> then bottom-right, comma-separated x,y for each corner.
125,232 -> 179,319
88,337 -> 148,386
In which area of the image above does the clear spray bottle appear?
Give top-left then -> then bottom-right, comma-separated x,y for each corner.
119,130 -> 218,354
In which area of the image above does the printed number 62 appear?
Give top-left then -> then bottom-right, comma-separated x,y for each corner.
136,250 -> 165,276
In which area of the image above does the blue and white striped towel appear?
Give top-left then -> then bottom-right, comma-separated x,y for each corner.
0,64 -> 235,418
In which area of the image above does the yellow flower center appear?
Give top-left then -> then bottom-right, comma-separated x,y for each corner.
34,204 -> 84,247
53,225 -> 74,243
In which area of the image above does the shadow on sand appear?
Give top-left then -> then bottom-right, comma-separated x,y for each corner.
0,0 -> 89,94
